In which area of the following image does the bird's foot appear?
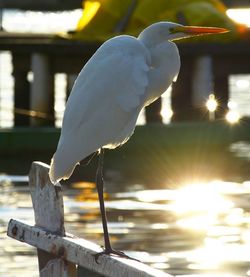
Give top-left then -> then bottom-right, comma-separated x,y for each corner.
94,247 -> 140,264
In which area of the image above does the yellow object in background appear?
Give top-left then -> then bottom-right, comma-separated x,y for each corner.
72,0 -> 135,41
69,0 -> 247,42
76,1 -> 101,31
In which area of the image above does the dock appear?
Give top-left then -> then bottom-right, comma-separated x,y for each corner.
0,31 -> 250,126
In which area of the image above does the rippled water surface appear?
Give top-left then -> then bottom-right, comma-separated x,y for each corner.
1,174 -> 250,277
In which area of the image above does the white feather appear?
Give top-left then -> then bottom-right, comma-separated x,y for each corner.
49,36 -> 150,183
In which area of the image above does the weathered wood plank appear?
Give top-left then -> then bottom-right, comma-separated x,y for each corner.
29,161 -> 77,276
40,259 -> 76,277
7,219 -> 172,277
29,161 -> 64,233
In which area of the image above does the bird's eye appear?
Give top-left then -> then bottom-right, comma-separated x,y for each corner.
169,27 -> 178,34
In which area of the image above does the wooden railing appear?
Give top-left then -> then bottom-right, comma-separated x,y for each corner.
7,162 -> 172,277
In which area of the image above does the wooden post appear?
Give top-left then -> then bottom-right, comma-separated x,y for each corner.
171,57 -> 193,121
30,53 -> 54,126
192,55 -> 213,109
29,161 -> 76,276
12,53 -> 30,126
66,74 -> 77,99
145,98 -> 163,123
212,56 -> 233,119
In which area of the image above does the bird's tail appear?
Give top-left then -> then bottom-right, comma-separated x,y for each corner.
49,151 -> 78,184
49,134 -> 100,184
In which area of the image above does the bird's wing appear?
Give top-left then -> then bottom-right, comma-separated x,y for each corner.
50,36 -> 151,182
115,54 -> 150,112
61,36 -> 150,134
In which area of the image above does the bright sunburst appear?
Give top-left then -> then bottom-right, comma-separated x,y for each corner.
172,182 -> 233,214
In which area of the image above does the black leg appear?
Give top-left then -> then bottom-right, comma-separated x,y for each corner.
95,148 -> 112,251
80,151 -> 98,166
94,148 -> 140,263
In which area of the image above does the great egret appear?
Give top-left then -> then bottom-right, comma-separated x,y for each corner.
49,22 -> 227,260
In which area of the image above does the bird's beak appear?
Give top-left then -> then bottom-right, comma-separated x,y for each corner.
172,25 -> 229,36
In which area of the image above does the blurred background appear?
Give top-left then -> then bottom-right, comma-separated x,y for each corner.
1,0 -> 250,276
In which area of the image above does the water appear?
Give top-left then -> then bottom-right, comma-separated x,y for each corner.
2,176 -> 250,276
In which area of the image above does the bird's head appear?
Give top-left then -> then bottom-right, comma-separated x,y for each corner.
138,21 -> 229,46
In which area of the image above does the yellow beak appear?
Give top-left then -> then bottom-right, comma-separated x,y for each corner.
173,25 -> 229,36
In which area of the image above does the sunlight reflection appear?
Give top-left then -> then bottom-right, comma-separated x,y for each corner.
188,238 -> 250,269
242,231 -> 250,244
177,215 -> 217,231
206,94 -> 217,113
2,176 -> 250,276
151,263 -> 170,270
206,226 -> 240,237
171,183 -> 234,214
151,223 -> 170,230
225,110 -> 240,124
188,238 -> 230,270
133,189 -> 175,202
236,79 -> 250,90
170,182 -> 234,232
126,251 -> 169,263
206,94 -> 218,121
225,208 -> 244,226
160,107 -> 173,122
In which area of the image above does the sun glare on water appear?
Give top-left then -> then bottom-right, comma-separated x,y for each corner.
172,182 -> 233,214
162,180 -> 250,274
170,181 -> 234,231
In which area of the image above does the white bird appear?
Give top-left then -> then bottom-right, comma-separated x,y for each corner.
49,21 -> 227,260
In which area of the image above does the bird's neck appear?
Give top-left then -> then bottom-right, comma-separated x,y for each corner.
139,37 -> 178,65
142,41 -> 180,106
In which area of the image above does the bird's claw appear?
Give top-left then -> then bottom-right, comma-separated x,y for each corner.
93,248 -> 140,263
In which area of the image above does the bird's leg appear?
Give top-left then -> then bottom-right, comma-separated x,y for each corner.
95,148 -> 112,252
80,151 -> 98,166
94,148 -> 139,263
